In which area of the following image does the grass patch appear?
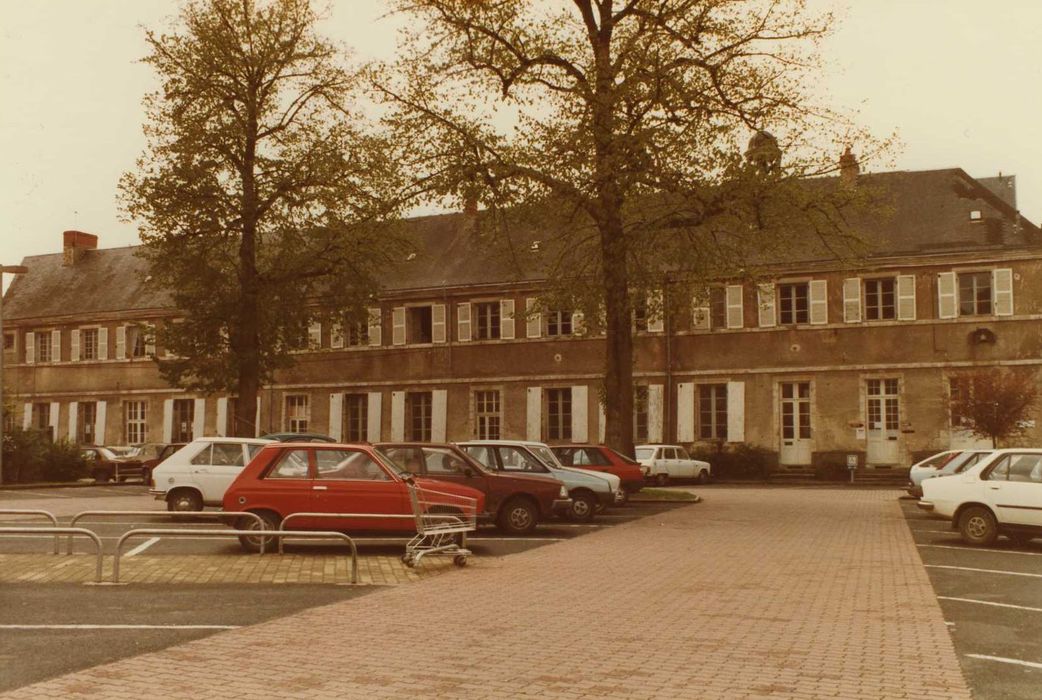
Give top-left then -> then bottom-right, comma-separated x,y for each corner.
631,488 -> 701,502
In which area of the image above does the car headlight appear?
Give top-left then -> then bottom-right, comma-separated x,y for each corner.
559,485 -> 568,499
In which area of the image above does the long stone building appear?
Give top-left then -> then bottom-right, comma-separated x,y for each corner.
3,164 -> 1040,472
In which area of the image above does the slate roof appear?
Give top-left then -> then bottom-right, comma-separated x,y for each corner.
4,168 -> 1039,321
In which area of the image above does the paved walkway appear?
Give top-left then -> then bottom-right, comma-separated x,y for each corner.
2,488 -> 970,699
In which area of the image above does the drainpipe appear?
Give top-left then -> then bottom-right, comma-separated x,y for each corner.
664,282 -> 674,443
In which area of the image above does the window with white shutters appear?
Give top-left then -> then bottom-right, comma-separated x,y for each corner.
285,394 -> 310,433
344,394 -> 368,442
545,388 -> 572,441
864,278 -> 896,320
82,328 -> 100,360
406,392 -> 433,441
698,384 -> 728,440
474,390 -> 501,439
124,401 -> 148,444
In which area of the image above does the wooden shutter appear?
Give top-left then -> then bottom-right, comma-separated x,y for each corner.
431,390 -> 448,441
94,401 -> 107,445
757,284 -> 776,327
571,385 -> 588,442
68,402 -> 79,442
328,393 -> 343,441
390,391 -> 405,440
726,381 -> 745,443
216,397 -> 228,437
457,302 -> 472,342
162,399 -> 174,443
526,387 -> 541,441
25,332 -> 35,364
937,272 -> 957,319
676,382 -> 695,442
432,304 -> 447,343
97,327 -> 108,360
367,307 -> 382,346
526,298 -> 541,338
897,275 -> 917,320
993,268 -> 1013,316
193,398 -> 206,438
367,392 -> 382,441
646,290 -> 665,333
648,384 -> 664,443
726,285 -> 744,329
51,329 -> 61,362
500,299 -> 515,340
22,403 -> 32,430
255,397 -> 262,438
392,307 -> 406,345
49,402 -> 60,441
70,329 -> 81,361
145,323 -> 156,357
116,325 -> 127,359
843,278 -> 862,323
598,401 -> 605,443
572,310 -> 585,336
809,280 -> 828,325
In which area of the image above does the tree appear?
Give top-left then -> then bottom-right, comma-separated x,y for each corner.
378,0 -> 886,455
121,0 -> 404,436
951,369 -> 1039,448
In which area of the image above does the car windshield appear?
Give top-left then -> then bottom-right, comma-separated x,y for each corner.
635,448 -> 654,460
97,447 -> 119,460
529,445 -> 563,468
920,451 -> 958,469
953,451 -> 992,473
375,447 -> 418,475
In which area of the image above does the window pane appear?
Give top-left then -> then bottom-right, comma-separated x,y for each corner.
268,449 -> 310,479
316,449 -> 389,480
212,443 -> 244,466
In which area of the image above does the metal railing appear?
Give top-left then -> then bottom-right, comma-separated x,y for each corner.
0,509 -> 61,554
0,527 -> 104,583
277,512 -> 411,555
113,528 -> 359,585
67,510 -> 266,555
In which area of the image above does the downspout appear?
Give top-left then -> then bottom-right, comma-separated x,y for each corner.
664,282 -> 673,443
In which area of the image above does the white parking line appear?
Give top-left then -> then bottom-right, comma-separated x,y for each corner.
965,654 -> 1042,670
0,624 -> 240,631
925,564 -> 1042,579
938,596 -> 1042,614
124,537 -> 159,557
919,544 -> 1042,557
469,537 -> 565,542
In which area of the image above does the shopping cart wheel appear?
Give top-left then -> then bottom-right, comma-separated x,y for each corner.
453,555 -> 468,567
401,555 -> 416,568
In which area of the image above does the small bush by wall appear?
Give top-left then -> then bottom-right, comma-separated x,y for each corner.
1,428 -> 87,484
690,444 -> 773,480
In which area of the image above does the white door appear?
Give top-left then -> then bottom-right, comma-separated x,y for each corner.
192,442 -> 249,504
866,379 -> 900,466
779,382 -> 812,466
983,453 -> 1042,527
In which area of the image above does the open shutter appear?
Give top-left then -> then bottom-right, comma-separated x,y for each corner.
993,268 -> 1013,316
115,325 -> 127,359
500,299 -> 515,340
94,401 -> 107,445
646,291 -> 665,333
597,402 -> 605,443
432,304 -> 446,343
726,381 -> 745,443
162,399 -> 174,443
526,387 -> 542,441
193,398 -> 205,439
68,402 -> 79,442
390,391 -> 405,440
97,327 -> 108,360
307,322 -> 322,350
676,382 -> 695,442
25,332 -> 35,364
367,392 -> 382,441
392,307 -> 406,345
367,308 -> 382,346
648,384 -> 664,443
328,393 -> 343,441
572,310 -> 586,336
216,397 -> 228,437
809,280 -> 828,325
897,275 -> 917,320
457,302 -> 472,342
70,329 -> 81,361
431,390 -> 448,441
51,330 -> 61,362
22,403 -> 32,430
692,290 -> 710,330
726,285 -> 744,329
757,284 -> 777,327
571,385 -> 588,442
843,278 -> 862,323
49,402 -> 60,441
937,272 -> 957,319
255,397 -> 262,437
526,298 -> 541,338
145,323 -> 156,357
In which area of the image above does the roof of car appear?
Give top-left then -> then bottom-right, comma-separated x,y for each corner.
635,444 -> 681,449
457,440 -> 549,447
193,437 -> 276,444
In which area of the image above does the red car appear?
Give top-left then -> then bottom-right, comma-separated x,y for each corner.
375,442 -> 572,534
551,445 -> 645,497
223,442 -> 485,552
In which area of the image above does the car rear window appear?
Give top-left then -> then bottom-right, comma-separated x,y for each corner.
607,448 -> 640,465
635,448 -> 653,460
267,449 -> 310,479
316,449 -> 389,481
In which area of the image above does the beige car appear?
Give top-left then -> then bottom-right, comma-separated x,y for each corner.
635,444 -> 711,485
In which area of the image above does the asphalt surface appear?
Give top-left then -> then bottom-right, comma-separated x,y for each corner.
901,497 -> 1042,700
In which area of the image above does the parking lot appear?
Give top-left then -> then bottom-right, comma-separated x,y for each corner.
900,497 -> 1042,700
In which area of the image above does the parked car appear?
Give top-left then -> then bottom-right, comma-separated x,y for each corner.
224,442 -> 485,552
907,449 -> 993,497
458,440 -> 623,522
260,432 -> 337,443
551,444 -> 645,497
81,446 -> 147,483
130,442 -> 187,483
635,444 -> 711,485
375,442 -> 572,534
919,448 -> 1042,546
149,437 -> 275,511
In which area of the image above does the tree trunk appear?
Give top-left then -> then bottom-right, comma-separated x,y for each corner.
600,214 -> 635,456
235,98 -> 262,438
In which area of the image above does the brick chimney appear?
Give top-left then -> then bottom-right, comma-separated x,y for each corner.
839,146 -> 859,185
62,230 -> 98,266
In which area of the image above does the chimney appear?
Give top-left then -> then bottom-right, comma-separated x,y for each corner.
62,230 -> 98,266
839,146 -> 859,185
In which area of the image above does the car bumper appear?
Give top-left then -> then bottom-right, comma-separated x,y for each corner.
906,482 -> 923,498
916,500 -> 935,512
551,498 -> 573,516
149,489 -> 167,500
596,491 -> 617,508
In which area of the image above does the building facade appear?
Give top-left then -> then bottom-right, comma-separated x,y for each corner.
3,167 -> 1041,471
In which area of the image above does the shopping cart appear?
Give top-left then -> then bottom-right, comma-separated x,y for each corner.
402,477 -> 478,568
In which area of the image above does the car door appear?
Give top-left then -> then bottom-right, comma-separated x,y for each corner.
675,447 -> 697,478
421,448 -> 493,512
309,448 -> 411,532
193,442 -> 249,503
257,448 -> 316,522
984,453 -> 1042,527
659,447 -> 677,477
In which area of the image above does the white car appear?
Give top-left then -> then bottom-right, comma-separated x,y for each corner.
919,448 -> 1042,546
907,449 -> 994,498
149,437 -> 274,511
635,444 -> 711,485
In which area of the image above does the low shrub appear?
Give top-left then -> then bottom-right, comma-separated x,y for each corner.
690,444 -> 772,481
1,428 -> 88,484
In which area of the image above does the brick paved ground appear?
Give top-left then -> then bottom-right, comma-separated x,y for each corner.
2,488 -> 971,699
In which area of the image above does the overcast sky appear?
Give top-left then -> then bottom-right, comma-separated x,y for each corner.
2,0 -> 1040,288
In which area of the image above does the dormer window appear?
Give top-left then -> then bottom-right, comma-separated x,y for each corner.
969,210 -> 982,221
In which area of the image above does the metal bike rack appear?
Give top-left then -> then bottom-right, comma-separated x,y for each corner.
113,529 -> 359,585
0,509 -> 61,554
0,527 -> 104,583
67,510 -> 267,555
277,512 -> 411,554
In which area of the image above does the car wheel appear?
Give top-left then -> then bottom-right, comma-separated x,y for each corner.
568,491 -> 597,523
497,498 -> 538,535
697,470 -> 710,484
654,473 -> 668,487
1007,532 -> 1034,547
959,505 -> 998,546
166,489 -> 203,512
92,469 -> 110,484
237,511 -> 280,554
